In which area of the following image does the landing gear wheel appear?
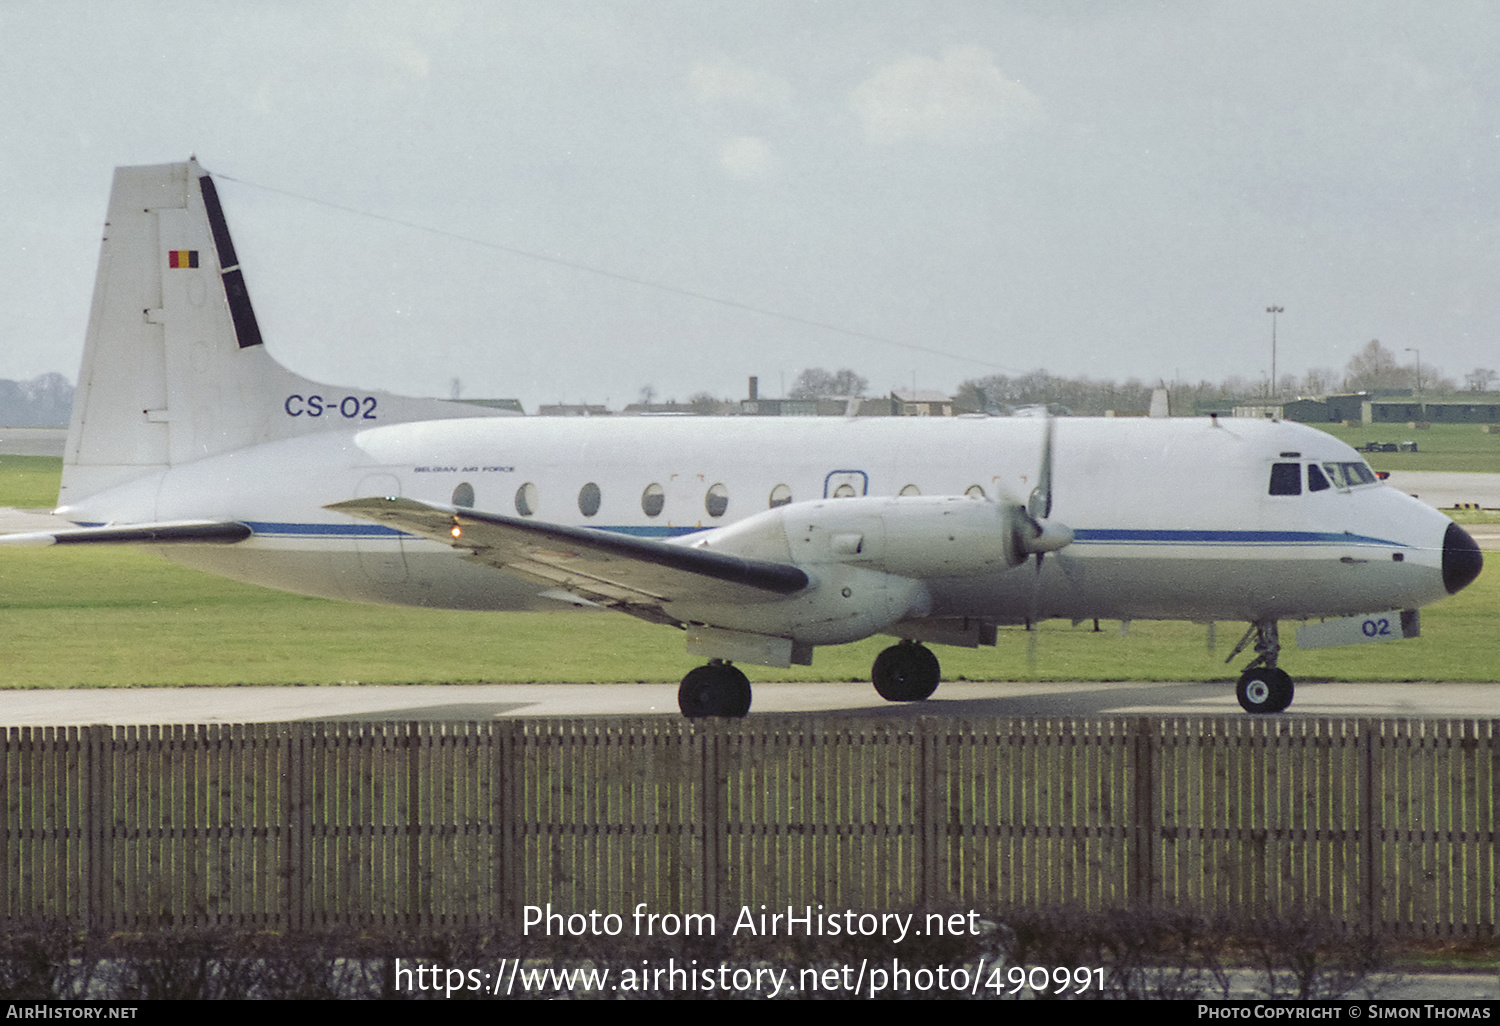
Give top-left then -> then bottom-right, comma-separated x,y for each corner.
678,662 -> 752,718
1236,667 -> 1294,714
871,642 -> 941,702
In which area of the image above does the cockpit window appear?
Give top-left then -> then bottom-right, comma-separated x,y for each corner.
1307,464 -> 1330,492
1323,461 -> 1378,489
1268,463 -> 1302,495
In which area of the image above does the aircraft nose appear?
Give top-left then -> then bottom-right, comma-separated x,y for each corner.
1442,521 -> 1483,594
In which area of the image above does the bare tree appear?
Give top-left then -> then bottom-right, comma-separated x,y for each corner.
1465,367 -> 1498,392
686,391 -> 726,415
788,367 -> 868,399
1343,340 -> 1409,391
1423,369 -> 1458,394
1300,367 -> 1340,395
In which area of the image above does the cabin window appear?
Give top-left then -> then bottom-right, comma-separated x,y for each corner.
452,482 -> 475,508
705,483 -> 729,518
1268,463 -> 1302,495
965,484 -> 986,499
578,482 -> 601,517
642,483 -> 665,518
832,482 -> 857,498
515,482 -> 538,517
769,484 -> 792,508
1307,464 -> 1330,492
899,484 -> 921,496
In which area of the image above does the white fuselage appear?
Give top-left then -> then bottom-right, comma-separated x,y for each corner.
62,413 -> 1458,630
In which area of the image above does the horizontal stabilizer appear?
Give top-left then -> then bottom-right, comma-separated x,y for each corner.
0,520 -> 251,548
327,497 -> 808,611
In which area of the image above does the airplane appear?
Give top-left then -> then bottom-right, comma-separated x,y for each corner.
1,159 -> 1483,718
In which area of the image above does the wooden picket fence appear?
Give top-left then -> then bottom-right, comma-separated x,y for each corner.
1,717 -> 1494,936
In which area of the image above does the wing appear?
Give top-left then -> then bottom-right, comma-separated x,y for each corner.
0,520 -> 252,547
326,497 -> 807,624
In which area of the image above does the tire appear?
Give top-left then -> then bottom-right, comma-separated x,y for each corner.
871,643 -> 941,702
678,663 -> 752,718
1237,668 -> 1294,714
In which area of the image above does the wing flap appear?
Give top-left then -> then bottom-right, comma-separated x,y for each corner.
326,497 -> 808,610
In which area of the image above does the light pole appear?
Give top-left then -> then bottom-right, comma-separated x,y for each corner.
1405,347 -> 1422,396
1266,306 -> 1283,398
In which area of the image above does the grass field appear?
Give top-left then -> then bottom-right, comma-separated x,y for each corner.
2,453 -> 1495,688
0,455 -> 70,509
0,544 -> 1495,688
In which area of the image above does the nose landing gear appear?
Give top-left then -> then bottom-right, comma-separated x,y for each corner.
1236,666 -> 1294,714
1227,620 -> 1294,714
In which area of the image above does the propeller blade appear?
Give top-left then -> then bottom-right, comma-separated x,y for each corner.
1027,552 -> 1042,666
1020,413 -> 1070,554
1055,549 -> 1084,585
1027,416 -> 1054,521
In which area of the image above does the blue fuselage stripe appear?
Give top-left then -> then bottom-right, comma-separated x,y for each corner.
1070,528 -> 1404,547
245,521 -> 1406,548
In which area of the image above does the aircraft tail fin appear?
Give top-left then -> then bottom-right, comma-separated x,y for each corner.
61,159 -> 504,508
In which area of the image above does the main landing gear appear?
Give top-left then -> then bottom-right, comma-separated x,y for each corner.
872,640 -> 941,702
1227,620 -> 1294,714
677,640 -> 943,717
678,659 -> 752,718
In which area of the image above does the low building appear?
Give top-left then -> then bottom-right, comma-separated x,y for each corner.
445,397 -> 525,415
537,403 -> 611,417
739,397 -> 884,416
621,401 -> 710,415
1363,396 -> 1500,424
1268,389 -> 1500,425
890,389 -> 955,417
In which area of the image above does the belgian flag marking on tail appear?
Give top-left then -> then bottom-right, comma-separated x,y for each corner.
168,250 -> 199,268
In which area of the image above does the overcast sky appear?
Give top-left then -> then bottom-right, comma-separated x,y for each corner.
3,1 -> 1497,410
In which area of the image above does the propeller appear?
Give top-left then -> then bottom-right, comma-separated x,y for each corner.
1021,416 -> 1073,555
1015,415 -> 1074,664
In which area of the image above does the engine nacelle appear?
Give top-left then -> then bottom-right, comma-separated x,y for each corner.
691,494 -> 1029,577
679,562 -> 928,646
672,495 -> 1031,646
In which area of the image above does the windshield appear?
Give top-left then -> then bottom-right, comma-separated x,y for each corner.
1322,461 -> 1378,489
